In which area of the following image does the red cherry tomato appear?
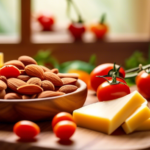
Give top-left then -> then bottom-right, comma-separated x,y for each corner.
53,120 -> 76,140
37,13 -> 55,31
52,112 -> 74,128
90,63 -> 125,92
97,79 -> 130,101
0,65 -> 20,78
68,23 -> 86,40
13,120 -> 40,139
136,70 -> 150,99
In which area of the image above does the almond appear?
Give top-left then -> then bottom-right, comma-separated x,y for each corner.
4,60 -> 25,69
44,72 -> 63,86
0,76 -> 7,83
4,93 -> 21,99
20,70 -> 26,75
22,94 -> 37,99
61,78 -> 77,85
25,64 -> 44,80
17,84 -> 43,95
50,68 -> 59,74
38,91 -> 65,98
39,65 -> 51,72
22,95 -> 30,99
57,73 -> 79,79
7,78 -> 26,92
27,77 -> 41,86
58,85 -> 78,93
0,90 -> 6,99
18,55 -> 37,66
17,75 -> 30,82
0,80 -> 7,90
41,80 -> 55,91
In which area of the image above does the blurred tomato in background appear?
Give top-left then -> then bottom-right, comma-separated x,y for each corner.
68,69 -> 92,90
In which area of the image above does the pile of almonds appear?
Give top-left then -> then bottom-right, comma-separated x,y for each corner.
0,56 -> 79,99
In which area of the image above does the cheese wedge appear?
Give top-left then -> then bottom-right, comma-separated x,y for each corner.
0,52 -> 4,68
136,118 -> 150,131
122,103 -> 150,134
73,91 -> 146,134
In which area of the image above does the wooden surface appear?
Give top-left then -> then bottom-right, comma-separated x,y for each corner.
1,87 -> 150,150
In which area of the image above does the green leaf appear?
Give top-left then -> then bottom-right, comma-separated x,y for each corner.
89,54 -> 96,66
125,51 -> 147,70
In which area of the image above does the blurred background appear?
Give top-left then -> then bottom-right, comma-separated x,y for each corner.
0,0 -> 150,71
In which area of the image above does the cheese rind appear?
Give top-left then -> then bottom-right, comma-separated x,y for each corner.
122,103 -> 150,134
136,118 -> 150,131
73,91 -> 147,134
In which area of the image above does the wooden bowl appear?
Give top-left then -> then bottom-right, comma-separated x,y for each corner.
0,79 -> 87,123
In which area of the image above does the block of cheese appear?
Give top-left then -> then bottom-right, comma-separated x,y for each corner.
136,118 -> 150,131
122,103 -> 150,134
73,91 -> 147,134
0,52 -> 3,67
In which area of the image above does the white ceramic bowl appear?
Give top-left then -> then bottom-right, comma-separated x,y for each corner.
0,79 -> 87,123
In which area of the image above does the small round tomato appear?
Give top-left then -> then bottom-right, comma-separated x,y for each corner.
68,23 -> 86,40
90,24 -> 108,39
97,80 -> 130,101
136,70 -> 150,99
0,65 -> 20,78
13,120 -> 40,139
90,63 -> 126,92
37,13 -> 55,31
68,69 -> 91,89
53,120 -> 76,140
52,112 -> 74,128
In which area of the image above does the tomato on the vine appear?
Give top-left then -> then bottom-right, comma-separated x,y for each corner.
90,63 -> 126,92
97,78 -> 130,101
136,70 -> 150,99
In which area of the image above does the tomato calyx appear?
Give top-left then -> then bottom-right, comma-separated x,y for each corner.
99,13 -> 106,24
97,73 -> 125,85
108,63 -> 122,77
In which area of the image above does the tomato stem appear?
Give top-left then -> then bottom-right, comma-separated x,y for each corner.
100,13 -> 106,24
66,0 -> 84,23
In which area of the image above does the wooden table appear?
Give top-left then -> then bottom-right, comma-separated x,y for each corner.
1,87 -> 150,150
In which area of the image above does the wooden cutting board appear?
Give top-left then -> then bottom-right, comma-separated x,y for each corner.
0,86 -> 150,150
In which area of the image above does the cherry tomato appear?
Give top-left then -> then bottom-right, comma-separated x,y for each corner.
136,70 -> 150,99
68,23 -> 86,40
53,120 -> 76,140
90,63 -> 125,92
97,79 -> 130,101
37,13 -> 55,31
0,65 -> 20,78
13,120 -> 40,139
90,14 -> 108,39
52,112 -> 74,128
90,23 -> 108,39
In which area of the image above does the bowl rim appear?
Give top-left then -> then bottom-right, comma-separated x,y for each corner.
0,79 -> 87,103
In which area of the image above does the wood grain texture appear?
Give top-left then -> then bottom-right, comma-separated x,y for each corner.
0,86 -> 150,150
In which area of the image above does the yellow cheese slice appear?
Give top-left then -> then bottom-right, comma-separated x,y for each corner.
122,103 -> 150,134
0,52 -> 4,68
73,91 -> 147,134
136,118 -> 150,131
